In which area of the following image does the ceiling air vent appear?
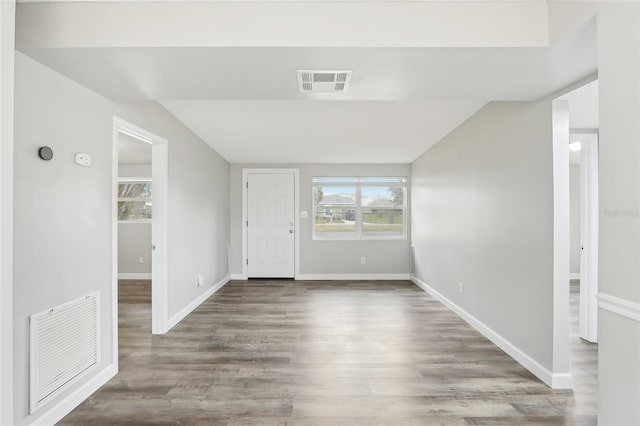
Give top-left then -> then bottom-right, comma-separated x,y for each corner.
297,70 -> 352,93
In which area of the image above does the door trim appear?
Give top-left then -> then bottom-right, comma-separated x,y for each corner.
550,99 -> 571,384
578,133 -> 599,343
242,168 -> 300,280
113,117 -> 169,343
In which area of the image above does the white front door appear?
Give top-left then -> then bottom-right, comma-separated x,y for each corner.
247,173 -> 295,278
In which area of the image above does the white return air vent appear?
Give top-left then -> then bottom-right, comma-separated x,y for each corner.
30,292 -> 101,413
297,70 -> 352,93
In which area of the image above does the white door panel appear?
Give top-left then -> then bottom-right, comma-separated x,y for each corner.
579,134 -> 598,343
248,173 -> 295,278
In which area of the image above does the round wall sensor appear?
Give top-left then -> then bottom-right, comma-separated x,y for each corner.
38,146 -> 54,161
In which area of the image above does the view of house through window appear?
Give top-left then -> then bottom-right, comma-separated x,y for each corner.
118,179 -> 152,221
312,177 -> 407,240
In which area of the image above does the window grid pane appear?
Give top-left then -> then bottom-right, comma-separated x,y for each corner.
312,178 -> 406,240
118,180 -> 152,221
362,207 -> 404,237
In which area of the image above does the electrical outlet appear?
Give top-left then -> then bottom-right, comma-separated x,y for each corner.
138,257 -> 144,264
459,282 -> 464,293
360,256 -> 366,265
197,274 -> 204,287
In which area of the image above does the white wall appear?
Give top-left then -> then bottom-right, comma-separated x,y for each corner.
229,164 -> 411,277
0,1 -> 15,424
549,3 -> 640,423
13,53 -> 230,424
119,163 -> 150,177
118,224 -> 152,276
115,103 -> 230,318
411,101 -> 555,373
13,52 -> 116,425
118,163 -> 152,277
569,164 -> 580,275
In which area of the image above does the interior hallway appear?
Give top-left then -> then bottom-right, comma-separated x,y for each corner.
60,280 -> 597,425
569,280 -> 598,419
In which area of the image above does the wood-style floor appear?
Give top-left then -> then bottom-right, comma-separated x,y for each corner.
60,279 -> 597,425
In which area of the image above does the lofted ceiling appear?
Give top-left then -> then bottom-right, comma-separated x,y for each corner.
18,4 -> 597,164
160,100 -> 485,163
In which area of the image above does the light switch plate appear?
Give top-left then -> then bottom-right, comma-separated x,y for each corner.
300,211 -> 308,219
74,153 -> 92,167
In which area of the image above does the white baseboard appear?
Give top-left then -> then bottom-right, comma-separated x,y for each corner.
296,273 -> 411,281
569,273 -> 580,280
166,274 -> 230,331
118,273 -> 151,280
551,372 -> 573,389
230,273 -> 247,280
31,364 -> 117,426
410,275 -> 571,389
230,273 -> 410,281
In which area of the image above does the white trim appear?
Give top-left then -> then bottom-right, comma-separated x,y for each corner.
550,373 -> 573,389
113,117 -> 169,341
411,275 -> 571,389
118,220 -> 152,224
311,176 -> 407,242
242,168 -> 300,280
298,273 -> 411,281
598,293 -> 640,323
165,275 -> 231,332
550,99 -> 571,383
569,273 -> 580,280
30,364 -> 117,426
118,273 -> 152,280
578,133 -> 599,343
0,3 -> 16,424
151,138 -> 168,335
111,119 -> 120,373
118,176 -> 152,182
230,273 -> 247,280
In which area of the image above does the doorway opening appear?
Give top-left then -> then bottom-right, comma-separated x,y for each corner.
552,80 -> 599,402
112,117 -> 168,363
242,168 -> 300,280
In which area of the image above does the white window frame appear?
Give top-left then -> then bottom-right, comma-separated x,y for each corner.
312,177 -> 407,241
117,177 -> 152,223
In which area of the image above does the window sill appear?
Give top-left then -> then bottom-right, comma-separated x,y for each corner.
312,236 -> 407,242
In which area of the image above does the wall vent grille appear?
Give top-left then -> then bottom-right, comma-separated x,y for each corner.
30,292 -> 101,413
297,70 -> 352,93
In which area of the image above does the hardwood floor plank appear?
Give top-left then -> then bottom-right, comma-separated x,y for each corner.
59,279 -> 597,425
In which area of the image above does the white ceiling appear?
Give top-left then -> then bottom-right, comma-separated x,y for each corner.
23,38 -> 596,102
161,100 -> 484,163
118,132 -> 151,165
21,16 -> 597,164
18,0 -> 545,3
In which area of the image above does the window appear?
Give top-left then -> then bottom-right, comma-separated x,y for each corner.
118,178 -> 152,222
312,177 -> 407,240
